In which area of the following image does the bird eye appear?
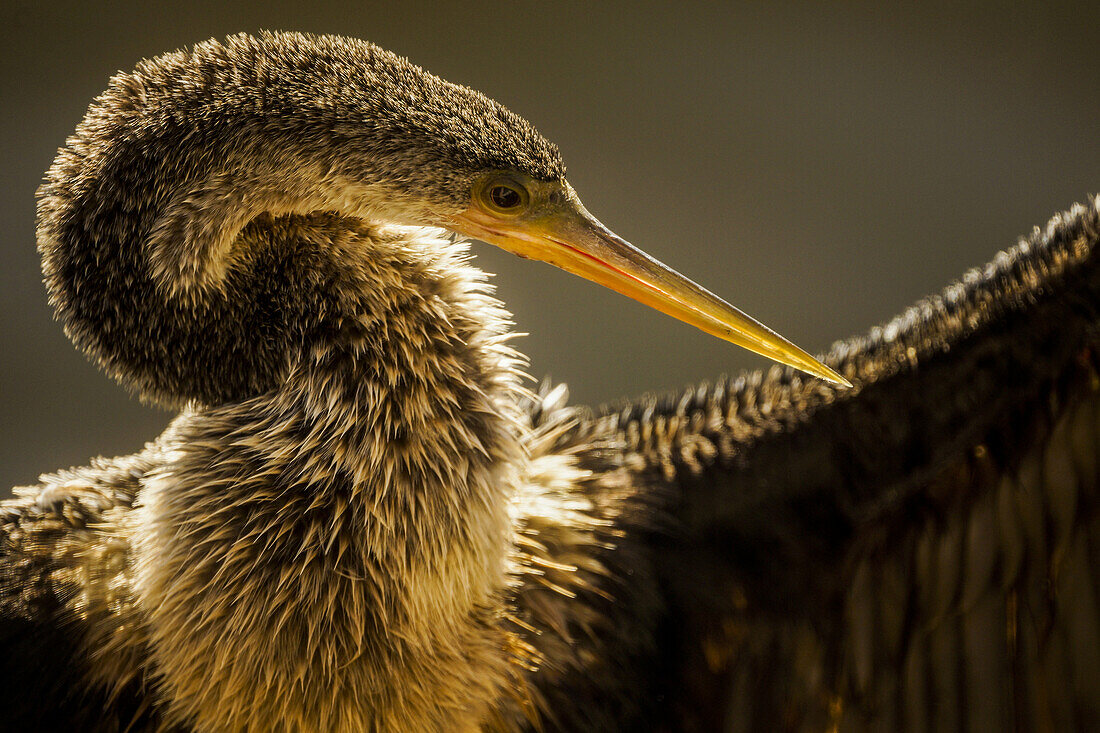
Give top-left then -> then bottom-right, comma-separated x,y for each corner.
489,185 -> 522,210
477,177 -> 529,215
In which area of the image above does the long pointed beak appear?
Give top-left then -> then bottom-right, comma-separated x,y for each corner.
452,192 -> 850,388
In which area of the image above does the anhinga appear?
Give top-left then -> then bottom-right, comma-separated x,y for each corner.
2,31 -> 1098,732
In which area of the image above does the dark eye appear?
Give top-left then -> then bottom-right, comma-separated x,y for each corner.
476,176 -> 530,215
489,184 -> 522,210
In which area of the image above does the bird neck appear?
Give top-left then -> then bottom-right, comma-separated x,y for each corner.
128,220 -> 531,730
35,37 -> 543,723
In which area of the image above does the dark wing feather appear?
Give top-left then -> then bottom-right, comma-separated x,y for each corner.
587,197 -> 1100,730
0,448 -> 165,732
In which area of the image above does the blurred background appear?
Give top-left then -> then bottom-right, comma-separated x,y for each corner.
2,1 -> 1099,492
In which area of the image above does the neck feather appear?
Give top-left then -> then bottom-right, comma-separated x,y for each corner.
129,224 -> 531,730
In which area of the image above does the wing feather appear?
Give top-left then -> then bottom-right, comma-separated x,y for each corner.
586,197 -> 1100,729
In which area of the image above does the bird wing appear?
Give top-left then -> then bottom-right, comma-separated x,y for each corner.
0,447 -> 161,731
585,197 -> 1100,731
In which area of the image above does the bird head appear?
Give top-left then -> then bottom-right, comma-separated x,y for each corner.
300,32 -> 849,387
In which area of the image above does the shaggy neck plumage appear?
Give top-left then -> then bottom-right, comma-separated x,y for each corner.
35,32 -> 558,409
125,221 -> 528,730
38,103 -> 445,408
57,213 -> 529,733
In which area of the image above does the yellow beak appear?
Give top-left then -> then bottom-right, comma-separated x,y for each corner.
452,189 -> 850,388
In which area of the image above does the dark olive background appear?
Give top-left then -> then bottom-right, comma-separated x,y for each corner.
3,1 -> 1099,493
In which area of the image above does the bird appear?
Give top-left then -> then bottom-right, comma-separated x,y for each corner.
2,29 -> 1099,732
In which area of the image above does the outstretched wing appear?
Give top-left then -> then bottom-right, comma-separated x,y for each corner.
595,197 -> 1100,731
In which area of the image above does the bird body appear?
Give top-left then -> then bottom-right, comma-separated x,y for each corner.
4,30 -> 1100,732
6,32 -> 671,731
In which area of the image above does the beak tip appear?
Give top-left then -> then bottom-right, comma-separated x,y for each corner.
812,364 -> 853,389
831,374 -> 855,389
